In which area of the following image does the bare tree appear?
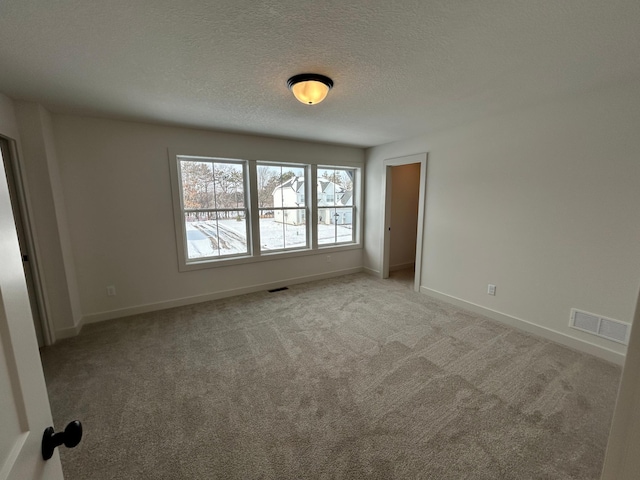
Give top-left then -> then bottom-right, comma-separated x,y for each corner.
181,161 -> 214,218
213,163 -> 244,218
257,166 -> 278,208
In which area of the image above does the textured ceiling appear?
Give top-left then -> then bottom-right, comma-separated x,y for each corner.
1,1 -> 639,147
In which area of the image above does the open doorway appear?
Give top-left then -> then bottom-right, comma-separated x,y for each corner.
380,153 -> 427,292
387,163 -> 420,287
0,136 -> 52,346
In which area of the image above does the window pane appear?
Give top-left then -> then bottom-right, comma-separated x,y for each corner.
318,208 -> 335,245
283,209 -> 307,248
213,162 -> 245,209
185,210 -> 248,260
257,165 -> 279,209
259,213 -> 283,251
257,164 -> 306,210
318,207 -> 355,245
334,207 -> 354,242
180,161 -> 214,209
318,168 -> 354,207
318,167 -> 355,245
259,208 -> 307,252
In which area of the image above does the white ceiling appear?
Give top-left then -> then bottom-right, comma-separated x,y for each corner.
1,1 -> 639,148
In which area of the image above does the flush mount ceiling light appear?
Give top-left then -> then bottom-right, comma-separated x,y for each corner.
287,73 -> 334,105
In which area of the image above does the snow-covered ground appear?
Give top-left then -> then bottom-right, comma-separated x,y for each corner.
185,219 -> 352,259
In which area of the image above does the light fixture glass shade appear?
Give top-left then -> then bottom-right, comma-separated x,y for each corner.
287,74 -> 333,105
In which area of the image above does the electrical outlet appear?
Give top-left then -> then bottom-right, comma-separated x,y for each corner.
107,285 -> 116,296
326,255 -> 332,263
487,284 -> 496,296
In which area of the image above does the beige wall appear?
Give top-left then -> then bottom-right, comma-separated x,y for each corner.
51,115 -> 364,323
365,80 -> 640,360
389,163 -> 420,269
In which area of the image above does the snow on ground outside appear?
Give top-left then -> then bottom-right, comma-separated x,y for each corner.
186,219 -> 353,259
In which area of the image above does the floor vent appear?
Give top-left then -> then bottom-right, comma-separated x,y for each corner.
570,309 -> 630,345
268,287 -> 289,293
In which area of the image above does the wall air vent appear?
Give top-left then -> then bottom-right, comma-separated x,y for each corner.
570,308 -> 630,345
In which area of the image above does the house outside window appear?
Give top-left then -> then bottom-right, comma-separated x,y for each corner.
258,163 -> 308,252
318,167 -> 355,245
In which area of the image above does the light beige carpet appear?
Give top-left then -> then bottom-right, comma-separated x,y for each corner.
41,272 -> 621,479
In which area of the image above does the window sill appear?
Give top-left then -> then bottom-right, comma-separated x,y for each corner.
178,243 -> 362,272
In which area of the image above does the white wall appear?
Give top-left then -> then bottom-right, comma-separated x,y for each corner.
40,109 -> 83,331
15,103 -> 83,339
51,115 -> 364,324
365,80 -> 640,361
0,97 -> 82,341
0,95 -> 20,140
389,163 -> 420,269
14,103 -> 82,339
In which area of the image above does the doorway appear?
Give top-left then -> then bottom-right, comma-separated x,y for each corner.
0,136 -> 51,346
380,153 -> 427,292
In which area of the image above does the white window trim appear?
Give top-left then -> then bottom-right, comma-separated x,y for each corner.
317,165 -> 360,247
170,155 -> 253,267
256,161 -> 311,253
168,149 -> 363,272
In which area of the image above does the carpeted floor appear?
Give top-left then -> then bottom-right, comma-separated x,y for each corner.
41,272 -> 621,479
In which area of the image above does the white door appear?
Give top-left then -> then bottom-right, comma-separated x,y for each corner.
0,145 -> 64,479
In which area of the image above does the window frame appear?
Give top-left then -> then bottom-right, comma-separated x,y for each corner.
169,150 -> 363,272
174,156 -> 252,263
316,165 -> 358,247
256,161 -> 311,254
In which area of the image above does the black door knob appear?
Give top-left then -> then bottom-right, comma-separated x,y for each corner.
41,420 -> 83,460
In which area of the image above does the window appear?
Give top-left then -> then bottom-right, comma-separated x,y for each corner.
257,163 -> 308,252
178,157 -> 249,260
317,167 -> 356,245
171,153 -> 361,269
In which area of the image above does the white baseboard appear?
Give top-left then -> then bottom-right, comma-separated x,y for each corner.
421,287 -> 626,366
55,323 -> 82,341
363,267 -> 380,276
81,267 -> 364,327
390,262 -> 415,272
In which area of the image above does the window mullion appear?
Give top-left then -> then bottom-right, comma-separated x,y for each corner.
247,160 -> 260,257
185,208 -> 248,213
355,166 -> 362,245
211,163 -> 221,257
310,164 -> 318,250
